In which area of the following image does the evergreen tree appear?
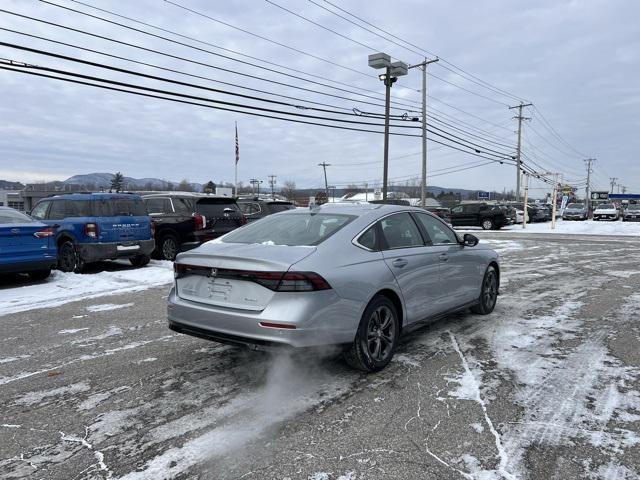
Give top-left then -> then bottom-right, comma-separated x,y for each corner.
110,172 -> 124,192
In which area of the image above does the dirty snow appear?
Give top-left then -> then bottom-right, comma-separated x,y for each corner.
0,261 -> 173,315
15,382 -> 91,406
58,327 -> 90,335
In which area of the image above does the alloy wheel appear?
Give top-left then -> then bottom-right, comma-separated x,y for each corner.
366,305 -> 396,362
162,237 -> 178,261
482,270 -> 498,310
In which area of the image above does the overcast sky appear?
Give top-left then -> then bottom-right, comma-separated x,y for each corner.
1,0 -> 638,195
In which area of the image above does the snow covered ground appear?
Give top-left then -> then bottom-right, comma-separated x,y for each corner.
1,235 -> 639,479
458,219 -> 640,236
0,261 -> 173,316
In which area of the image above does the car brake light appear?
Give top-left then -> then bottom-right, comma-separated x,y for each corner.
84,222 -> 99,239
150,221 -> 156,236
173,264 -> 331,291
192,213 -> 206,230
33,227 -> 55,238
259,322 -> 297,329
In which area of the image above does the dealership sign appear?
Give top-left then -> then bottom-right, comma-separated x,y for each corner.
591,191 -> 609,200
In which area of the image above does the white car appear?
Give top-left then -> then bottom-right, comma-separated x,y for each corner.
593,203 -> 619,221
514,209 -> 529,224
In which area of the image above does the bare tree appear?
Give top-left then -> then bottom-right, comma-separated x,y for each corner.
177,179 -> 194,192
281,180 -> 297,200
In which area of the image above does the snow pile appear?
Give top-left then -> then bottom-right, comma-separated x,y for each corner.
0,261 -> 173,315
458,219 -> 640,236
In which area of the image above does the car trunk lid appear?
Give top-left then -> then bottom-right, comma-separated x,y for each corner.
0,223 -> 52,262
175,242 -> 316,311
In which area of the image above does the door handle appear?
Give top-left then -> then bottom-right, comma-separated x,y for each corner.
439,253 -> 449,262
392,258 -> 408,268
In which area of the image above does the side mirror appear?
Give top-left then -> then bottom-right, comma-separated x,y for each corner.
462,233 -> 479,247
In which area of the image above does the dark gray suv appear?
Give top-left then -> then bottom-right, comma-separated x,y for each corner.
237,197 -> 295,223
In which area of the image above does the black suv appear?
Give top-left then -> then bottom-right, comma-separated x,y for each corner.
450,203 -> 508,230
236,197 -> 295,222
142,194 -> 246,260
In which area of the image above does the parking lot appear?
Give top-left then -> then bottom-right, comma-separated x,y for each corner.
1,231 -> 640,479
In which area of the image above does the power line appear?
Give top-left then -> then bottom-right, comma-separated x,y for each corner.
316,0 -> 528,103
23,3 -> 422,112
0,64 -> 421,137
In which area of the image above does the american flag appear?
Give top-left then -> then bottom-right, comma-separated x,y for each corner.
235,122 -> 239,164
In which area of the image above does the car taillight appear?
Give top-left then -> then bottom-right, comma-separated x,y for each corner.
192,213 -> 206,230
84,222 -> 99,239
33,227 -> 55,238
150,221 -> 156,236
173,264 -> 331,291
241,214 -> 248,225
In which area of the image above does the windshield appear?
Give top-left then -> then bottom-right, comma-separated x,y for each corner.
221,212 -> 356,246
628,205 -> 640,211
598,203 -> 615,209
566,204 -> 584,210
0,209 -> 34,224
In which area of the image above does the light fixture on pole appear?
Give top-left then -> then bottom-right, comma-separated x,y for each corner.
368,53 -> 408,201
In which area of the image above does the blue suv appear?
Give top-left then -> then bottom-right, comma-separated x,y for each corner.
30,193 -> 155,272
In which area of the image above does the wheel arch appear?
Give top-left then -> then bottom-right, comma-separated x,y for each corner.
56,231 -> 77,248
374,288 -> 405,330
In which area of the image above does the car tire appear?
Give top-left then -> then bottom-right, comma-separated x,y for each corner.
29,269 -> 51,281
58,241 -> 84,273
159,234 -> 179,261
471,265 -> 498,315
129,255 -> 151,268
344,295 -> 400,372
481,219 -> 494,230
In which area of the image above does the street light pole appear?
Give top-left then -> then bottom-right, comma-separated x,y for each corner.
409,57 -> 439,208
368,53 -> 408,202
382,66 -> 392,201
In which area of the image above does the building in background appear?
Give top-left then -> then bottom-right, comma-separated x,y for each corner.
0,190 -> 24,211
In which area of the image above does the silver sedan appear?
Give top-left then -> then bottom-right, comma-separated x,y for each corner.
168,203 -> 500,372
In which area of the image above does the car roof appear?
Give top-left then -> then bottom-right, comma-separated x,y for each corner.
46,193 -> 143,201
303,202 -> 430,218
142,192 -> 234,200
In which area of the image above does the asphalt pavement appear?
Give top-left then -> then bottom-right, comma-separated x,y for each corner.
1,232 -> 639,479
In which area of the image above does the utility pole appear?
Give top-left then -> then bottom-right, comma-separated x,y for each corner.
408,57 -> 439,207
584,158 -> 595,216
268,175 -> 277,199
509,102 -> 532,201
610,177 -> 618,194
622,186 -> 627,194
522,173 -> 529,229
318,162 -> 330,199
249,178 -> 262,196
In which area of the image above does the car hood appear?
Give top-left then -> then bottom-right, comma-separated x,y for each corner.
176,241 -> 317,271
594,208 -> 617,213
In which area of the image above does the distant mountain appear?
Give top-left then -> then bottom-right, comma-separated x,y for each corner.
63,173 -> 203,191
0,180 -> 25,190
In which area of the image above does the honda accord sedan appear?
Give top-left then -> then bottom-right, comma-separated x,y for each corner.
168,203 -> 500,372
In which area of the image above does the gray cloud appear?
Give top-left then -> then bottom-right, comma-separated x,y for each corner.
0,0 -> 637,192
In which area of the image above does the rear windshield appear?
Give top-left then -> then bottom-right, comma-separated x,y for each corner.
94,198 -> 147,216
196,198 -> 241,217
268,202 -> 294,213
0,209 -> 34,224
221,212 -> 356,246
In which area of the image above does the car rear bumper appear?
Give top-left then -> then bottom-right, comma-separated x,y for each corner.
78,239 -> 155,262
167,287 -> 359,348
0,257 -> 57,274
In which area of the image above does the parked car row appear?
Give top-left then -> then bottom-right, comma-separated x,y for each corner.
0,192 -> 297,279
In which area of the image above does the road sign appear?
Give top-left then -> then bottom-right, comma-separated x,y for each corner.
477,191 -> 490,200
591,191 -> 609,200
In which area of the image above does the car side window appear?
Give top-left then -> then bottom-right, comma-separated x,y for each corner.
357,225 -> 379,251
30,201 -> 50,220
414,213 -> 459,245
48,201 -> 67,220
380,213 -> 424,249
173,198 -> 192,214
145,198 -> 172,214
464,204 -> 480,214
